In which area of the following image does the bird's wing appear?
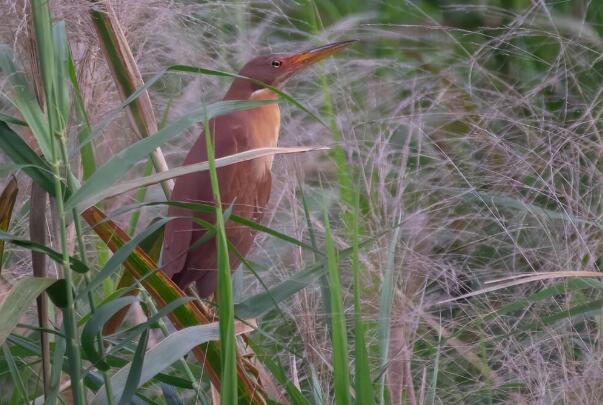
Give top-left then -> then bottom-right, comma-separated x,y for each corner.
162,135 -> 207,278
161,117 -> 241,280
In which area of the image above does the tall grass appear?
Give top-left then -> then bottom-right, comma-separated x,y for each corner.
1,0 -> 603,404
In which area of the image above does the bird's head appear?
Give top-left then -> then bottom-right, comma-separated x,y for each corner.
225,40 -> 355,99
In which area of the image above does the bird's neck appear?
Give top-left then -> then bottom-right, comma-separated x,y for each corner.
223,78 -> 255,100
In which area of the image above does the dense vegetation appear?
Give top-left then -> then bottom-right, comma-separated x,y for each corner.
1,0 -> 603,404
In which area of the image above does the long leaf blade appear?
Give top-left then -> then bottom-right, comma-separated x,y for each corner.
0,277 -> 56,346
66,100 -> 275,212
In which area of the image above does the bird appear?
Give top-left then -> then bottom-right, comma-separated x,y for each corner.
162,40 -> 354,298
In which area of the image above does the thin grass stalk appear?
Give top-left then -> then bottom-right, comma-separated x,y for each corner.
127,158 -> 154,235
323,207 -> 351,405
140,290 -> 203,397
51,121 -> 85,405
352,191 -> 373,403
61,145 -> 115,404
2,343 -> 29,402
378,214 -> 402,405
307,1 -> 355,221
30,1 -> 86,402
202,113 -> 237,403
30,182 -> 50,396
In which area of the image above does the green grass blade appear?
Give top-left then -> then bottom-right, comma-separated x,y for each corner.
351,192 -> 373,404
0,45 -> 51,157
51,22 -> 71,133
65,99 -> 275,212
127,159 -> 154,235
2,343 -> 29,403
0,231 -> 88,274
492,279 -> 603,319
77,218 -> 169,300
429,322 -> 443,405
377,215 -> 402,405
91,324 -> 223,405
0,277 -> 56,346
0,112 -> 27,126
44,329 -> 66,405
118,329 -> 149,405
81,296 -> 139,370
113,200 -> 321,255
67,47 -> 97,180
72,145 -> 326,212
323,207 -> 351,405
168,64 -> 328,128
247,339 -> 311,405
0,121 -> 57,196
202,112 -> 237,404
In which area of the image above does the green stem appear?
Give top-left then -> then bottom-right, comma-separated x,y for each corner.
59,139 -> 115,404
51,135 -> 86,405
203,113 -> 237,404
141,291 -> 203,397
127,158 -> 154,236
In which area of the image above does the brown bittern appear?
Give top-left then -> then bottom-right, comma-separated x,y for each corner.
162,40 -> 354,297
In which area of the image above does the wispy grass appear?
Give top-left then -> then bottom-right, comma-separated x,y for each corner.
1,0 -> 603,403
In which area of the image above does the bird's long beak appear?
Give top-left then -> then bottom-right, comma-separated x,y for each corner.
272,40 -> 355,86
283,40 -> 356,69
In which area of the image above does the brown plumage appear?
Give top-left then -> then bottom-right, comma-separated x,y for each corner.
162,41 -> 354,297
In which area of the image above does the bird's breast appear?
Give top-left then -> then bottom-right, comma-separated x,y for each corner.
248,88 -> 281,172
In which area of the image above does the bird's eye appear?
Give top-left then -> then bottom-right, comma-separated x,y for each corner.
271,60 -> 282,68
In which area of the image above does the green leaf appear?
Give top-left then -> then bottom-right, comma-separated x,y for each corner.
45,328 -> 66,405
0,231 -> 88,273
323,208 -> 351,405
493,278 -> 603,319
0,112 -> 27,126
70,145 -> 327,212
0,121 -> 57,197
51,22 -> 71,133
167,64 -> 328,128
92,323 -> 223,405
118,329 -> 149,405
67,45 -> 96,180
351,192 -> 373,404
202,112 -> 237,405
234,230 -> 385,319
117,297 -> 195,340
66,99 -> 275,212
0,45 -> 51,157
235,262 -> 325,318
46,279 -> 70,308
81,296 -> 139,371
247,339 -> 310,405
0,277 -> 56,345
540,299 -> 603,327
377,215 -> 402,405
77,218 -> 169,300
115,200 -> 320,255
2,343 -> 29,403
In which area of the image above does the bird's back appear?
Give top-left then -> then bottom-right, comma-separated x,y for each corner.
162,96 -> 280,297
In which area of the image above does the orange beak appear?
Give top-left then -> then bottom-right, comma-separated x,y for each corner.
274,40 -> 356,85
